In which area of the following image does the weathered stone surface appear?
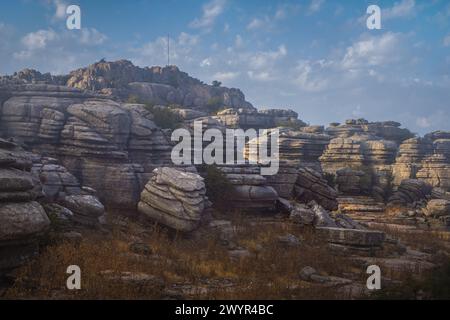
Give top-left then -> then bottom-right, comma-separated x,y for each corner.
294,167 -> 338,211
0,201 -> 49,242
325,119 -> 413,144
62,195 -> 105,226
289,203 -> 315,225
338,196 -> 385,214
423,199 -> 450,218
316,227 -> 385,247
210,165 -> 279,211
138,167 -> 207,232
0,141 -> 51,272
389,179 -> 433,206
216,108 -> 303,130
335,168 -> 371,196
64,60 -> 254,110
0,83 -> 174,210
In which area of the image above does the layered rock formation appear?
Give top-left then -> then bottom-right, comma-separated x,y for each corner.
294,167 -> 338,211
215,108 -> 305,130
388,179 -> 433,207
0,139 -> 50,272
215,165 -> 278,210
0,83 -> 173,210
4,60 -> 254,111
138,167 -> 208,231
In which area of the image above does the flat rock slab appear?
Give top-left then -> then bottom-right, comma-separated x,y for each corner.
316,227 -> 385,247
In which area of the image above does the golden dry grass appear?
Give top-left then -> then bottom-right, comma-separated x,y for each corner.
3,211 -> 449,300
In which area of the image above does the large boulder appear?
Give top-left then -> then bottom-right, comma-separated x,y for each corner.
294,167 -> 338,211
138,167 -> 207,232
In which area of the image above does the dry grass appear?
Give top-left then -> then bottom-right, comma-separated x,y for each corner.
4,209 -> 450,300
3,213 -> 362,300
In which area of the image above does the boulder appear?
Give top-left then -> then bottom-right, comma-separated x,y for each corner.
294,167 -> 338,211
138,167 -> 207,232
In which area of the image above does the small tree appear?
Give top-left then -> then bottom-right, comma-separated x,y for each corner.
200,164 -> 234,213
212,80 -> 222,87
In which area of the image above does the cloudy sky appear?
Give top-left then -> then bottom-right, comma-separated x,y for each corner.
1,0 -> 449,135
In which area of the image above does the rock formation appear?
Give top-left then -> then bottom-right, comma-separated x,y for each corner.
294,167 -> 338,211
0,82 -> 173,210
138,167 -> 208,232
0,138 -> 50,272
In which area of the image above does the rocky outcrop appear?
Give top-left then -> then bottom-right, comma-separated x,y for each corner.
294,167 -> 338,211
388,179 -> 433,207
320,137 -> 366,173
326,119 -> 413,144
138,167 -> 208,232
215,108 -> 304,130
3,60 -> 254,111
0,139 -> 50,272
0,83 -> 173,210
214,165 -> 278,210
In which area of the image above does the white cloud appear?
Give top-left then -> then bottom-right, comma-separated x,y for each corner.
200,58 -> 212,67
132,32 -> 200,67
416,116 -> 431,128
294,59 -> 329,92
247,4 -> 299,31
213,71 -> 240,82
47,0 -> 68,20
308,0 -> 324,15
190,0 -> 226,30
178,32 -> 199,46
79,28 -> 108,46
383,0 -> 416,20
341,32 -> 402,69
443,34 -> 450,47
247,18 -> 265,31
21,29 -> 58,50
247,45 -> 287,70
234,35 -> 243,48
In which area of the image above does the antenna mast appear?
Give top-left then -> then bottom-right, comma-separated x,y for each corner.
167,34 -> 170,66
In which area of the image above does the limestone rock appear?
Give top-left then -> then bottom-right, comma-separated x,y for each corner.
423,199 -> 450,217
138,167 -> 207,232
389,179 -> 433,206
294,167 -> 338,211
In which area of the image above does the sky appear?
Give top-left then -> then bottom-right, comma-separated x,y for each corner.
0,0 -> 449,135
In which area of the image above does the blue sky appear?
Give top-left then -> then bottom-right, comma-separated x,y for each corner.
1,0 -> 449,135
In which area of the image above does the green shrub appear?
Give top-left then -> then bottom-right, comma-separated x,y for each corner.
206,96 -> 224,114
200,164 -> 235,213
143,104 -> 182,130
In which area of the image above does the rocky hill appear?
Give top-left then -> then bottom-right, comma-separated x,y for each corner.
2,60 -> 254,111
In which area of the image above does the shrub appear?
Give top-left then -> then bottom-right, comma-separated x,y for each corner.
212,80 -> 222,87
200,164 -> 235,212
143,104 -> 182,130
205,96 -> 224,114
